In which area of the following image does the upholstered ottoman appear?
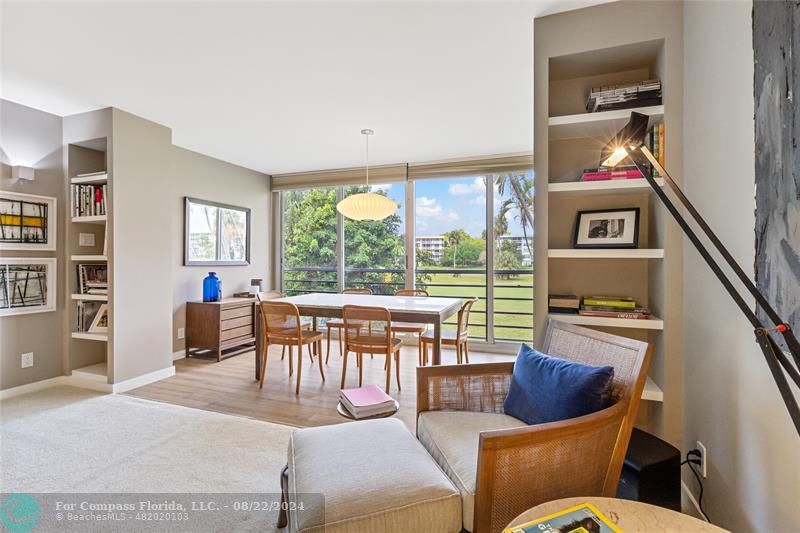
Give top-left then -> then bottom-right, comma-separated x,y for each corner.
282,418 -> 462,533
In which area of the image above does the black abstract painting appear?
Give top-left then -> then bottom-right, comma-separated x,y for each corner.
754,1 -> 800,345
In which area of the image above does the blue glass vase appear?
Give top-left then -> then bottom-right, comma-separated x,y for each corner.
202,272 -> 222,302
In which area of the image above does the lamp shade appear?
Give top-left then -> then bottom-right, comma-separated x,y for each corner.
336,192 -> 398,221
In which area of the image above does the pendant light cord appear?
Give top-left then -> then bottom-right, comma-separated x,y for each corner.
365,132 -> 370,187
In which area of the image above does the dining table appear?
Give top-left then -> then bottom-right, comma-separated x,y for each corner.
254,292 -> 464,379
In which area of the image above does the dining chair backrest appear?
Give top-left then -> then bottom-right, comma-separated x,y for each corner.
259,300 -> 302,343
342,287 -> 373,295
342,305 -> 391,345
394,288 -> 429,297
457,298 -> 478,338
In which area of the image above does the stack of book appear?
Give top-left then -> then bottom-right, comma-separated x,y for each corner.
78,264 -> 108,295
548,294 -> 580,314
581,165 -> 643,182
76,301 -> 102,332
645,123 -> 666,176
72,183 -> 107,217
339,385 -> 397,419
586,79 -> 662,113
580,296 -> 651,320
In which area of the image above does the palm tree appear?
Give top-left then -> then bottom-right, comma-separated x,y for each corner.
495,172 -> 534,260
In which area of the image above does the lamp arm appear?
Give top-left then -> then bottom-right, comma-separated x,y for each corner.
626,146 -> 800,436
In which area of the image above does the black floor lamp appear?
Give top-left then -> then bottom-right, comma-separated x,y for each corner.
601,111 -> 800,437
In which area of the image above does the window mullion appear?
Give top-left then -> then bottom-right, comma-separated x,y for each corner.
405,180 -> 415,289
336,187 -> 345,292
486,176 -> 495,344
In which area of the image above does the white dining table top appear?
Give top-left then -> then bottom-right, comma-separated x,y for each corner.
275,292 -> 463,317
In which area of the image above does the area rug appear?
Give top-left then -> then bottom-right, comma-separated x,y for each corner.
1,386 -> 293,532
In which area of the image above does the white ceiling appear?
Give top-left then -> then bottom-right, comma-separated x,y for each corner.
1,1 -> 606,175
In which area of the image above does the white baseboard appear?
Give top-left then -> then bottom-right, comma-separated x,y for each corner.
681,480 -> 707,522
64,374 -> 113,393
173,349 -> 186,361
111,365 -> 175,393
0,376 -> 67,400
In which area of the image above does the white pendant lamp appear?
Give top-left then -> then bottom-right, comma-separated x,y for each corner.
336,129 -> 398,221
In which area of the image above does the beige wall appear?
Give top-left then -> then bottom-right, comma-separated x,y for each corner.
0,100 -> 65,389
683,1 -> 800,530
170,146 -> 271,354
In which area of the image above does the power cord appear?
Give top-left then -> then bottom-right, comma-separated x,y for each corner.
681,449 -> 710,522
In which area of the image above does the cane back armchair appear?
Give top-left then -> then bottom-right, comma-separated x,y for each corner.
415,319 -> 652,533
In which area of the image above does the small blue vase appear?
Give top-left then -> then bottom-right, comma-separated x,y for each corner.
203,272 -> 222,302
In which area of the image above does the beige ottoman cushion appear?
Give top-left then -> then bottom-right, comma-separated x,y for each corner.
288,418 -> 461,533
417,411 -> 528,532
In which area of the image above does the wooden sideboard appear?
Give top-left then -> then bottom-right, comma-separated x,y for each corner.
186,297 -> 257,361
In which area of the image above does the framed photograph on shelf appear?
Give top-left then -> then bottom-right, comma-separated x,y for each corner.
0,257 -> 57,316
0,191 -> 57,251
573,208 -> 640,249
184,197 -> 250,266
88,303 -> 109,333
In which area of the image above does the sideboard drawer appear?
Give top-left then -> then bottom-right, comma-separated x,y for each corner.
221,305 -> 253,321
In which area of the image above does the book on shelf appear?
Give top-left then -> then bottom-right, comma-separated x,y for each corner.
75,171 -> 106,178
579,309 -> 652,320
504,502 -> 621,533
581,168 -> 644,181
586,79 -> 662,113
549,294 -> 580,309
582,296 -> 636,309
72,183 -> 107,217
339,385 -> 396,419
76,300 -> 104,333
644,123 -> 665,177
78,264 -> 108,295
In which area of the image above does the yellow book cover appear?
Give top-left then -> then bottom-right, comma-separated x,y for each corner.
503,502 -> 622,533
658,122 -> 665,165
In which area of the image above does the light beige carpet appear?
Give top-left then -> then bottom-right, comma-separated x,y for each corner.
1,386 -> 293,532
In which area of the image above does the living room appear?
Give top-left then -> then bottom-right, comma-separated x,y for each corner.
1,1 -> 798,532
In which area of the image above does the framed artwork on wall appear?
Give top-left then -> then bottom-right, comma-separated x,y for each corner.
0,191 -> 57,251
573,208 -> 640,249
0,257 -> 57,316
184,197 -> 250,266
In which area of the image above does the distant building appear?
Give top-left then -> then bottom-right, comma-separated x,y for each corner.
415,236 -> 446,263
497,235 -> 533,267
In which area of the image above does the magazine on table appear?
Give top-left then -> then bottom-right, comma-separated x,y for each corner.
504,502 -> 621,533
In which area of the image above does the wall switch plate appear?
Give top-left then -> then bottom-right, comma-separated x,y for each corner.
21,352 -> 34,368
79,233 -> 96,247
696,441 -> 707,478
177,327 -> 185,340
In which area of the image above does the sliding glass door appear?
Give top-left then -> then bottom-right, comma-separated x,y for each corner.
278,168 -> 533,347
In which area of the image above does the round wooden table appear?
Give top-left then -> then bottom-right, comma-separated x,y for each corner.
506,497 -> 729,533
336,399 -> 399,420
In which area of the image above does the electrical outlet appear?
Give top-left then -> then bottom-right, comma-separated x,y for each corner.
177,327 -> 185,340
696,441 -> 707,478
21,352 -> 34,368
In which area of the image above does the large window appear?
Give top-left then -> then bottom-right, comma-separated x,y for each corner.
279,166 -> 533,347
344,183 -> 406,294
415,177 -> 487,341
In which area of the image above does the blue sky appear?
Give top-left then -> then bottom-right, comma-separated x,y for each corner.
374,176 -> 528,238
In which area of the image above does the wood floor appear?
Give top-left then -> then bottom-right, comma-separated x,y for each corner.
126,343 -> 515,431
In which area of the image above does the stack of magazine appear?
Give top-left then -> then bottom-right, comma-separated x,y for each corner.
78,264 -> 108,295
339,385 -> 396,419
586,79 -> 661,113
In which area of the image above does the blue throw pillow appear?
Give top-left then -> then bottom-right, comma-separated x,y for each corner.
503,343 -> 615,425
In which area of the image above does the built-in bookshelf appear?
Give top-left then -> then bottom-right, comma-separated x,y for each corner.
535,2 -> 683,444
66,137 -> 111,388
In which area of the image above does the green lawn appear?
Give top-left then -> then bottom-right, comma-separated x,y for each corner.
417,267 -> 534,343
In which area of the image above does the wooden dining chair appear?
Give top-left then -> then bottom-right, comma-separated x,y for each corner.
257,291 -> 311,364
258,300 -> 324,395
325,287 -> 373,363
341,304 -> 402,393
388,289 -> 430,366
420,297 -> 478,365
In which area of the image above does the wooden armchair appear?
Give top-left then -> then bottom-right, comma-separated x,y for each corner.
415,319 -> 652,533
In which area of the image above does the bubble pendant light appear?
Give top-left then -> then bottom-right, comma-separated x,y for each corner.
336,129 -> 398,221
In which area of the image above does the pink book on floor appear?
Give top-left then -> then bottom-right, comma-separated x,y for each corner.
340,385 -> 393,407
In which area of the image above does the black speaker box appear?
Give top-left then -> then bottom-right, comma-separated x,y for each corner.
616,427 -> 681,511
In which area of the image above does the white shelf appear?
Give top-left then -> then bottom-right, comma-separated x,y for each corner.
71,293 -> 107,301
71,332 -> 108,342
549,249 -> 664,259
549,312 -> 664,330
642,377 -> 663,402
71,255 -> 107,261
548,105 -> 664,140
549,178 -> 665,196
71,173 -> 107,184
72,215 -> 106,224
